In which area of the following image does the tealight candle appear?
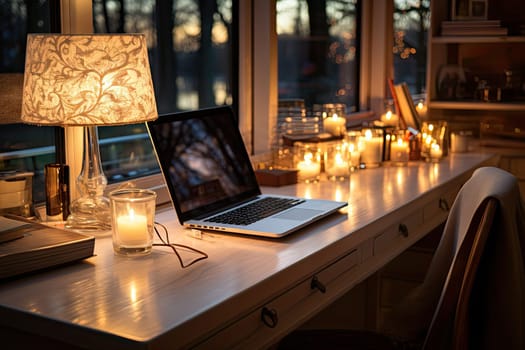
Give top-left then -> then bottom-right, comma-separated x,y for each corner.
110,188 -> 157,256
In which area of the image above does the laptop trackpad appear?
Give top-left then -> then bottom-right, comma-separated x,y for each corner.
274,208 -> 323,221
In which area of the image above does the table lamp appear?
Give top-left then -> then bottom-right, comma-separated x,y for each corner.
21,34 -> 158,233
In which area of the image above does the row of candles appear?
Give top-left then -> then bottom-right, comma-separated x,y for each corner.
293,124 -> 446,183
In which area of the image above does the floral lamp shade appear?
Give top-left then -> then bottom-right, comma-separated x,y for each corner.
21,34 -> 157,126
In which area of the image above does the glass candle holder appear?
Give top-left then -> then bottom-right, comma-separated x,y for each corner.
345,131 -> 362,172
390,131 -> 410,166
359,128 -> 383,168
316,103 -> 346,137
110,188 -> 157,257
294,142 -> 321,183
420,121 -> 447,162
325,142 -> 349,181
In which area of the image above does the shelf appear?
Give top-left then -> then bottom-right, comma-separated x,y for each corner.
432,36 -> 525,44
429,100 -> 525,111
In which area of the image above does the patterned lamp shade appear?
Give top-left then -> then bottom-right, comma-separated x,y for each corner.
21,34 -> 157,126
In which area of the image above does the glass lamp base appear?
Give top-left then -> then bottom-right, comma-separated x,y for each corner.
65,195 -> 112,235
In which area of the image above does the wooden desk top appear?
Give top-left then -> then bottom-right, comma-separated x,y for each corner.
0,153 -> 497,349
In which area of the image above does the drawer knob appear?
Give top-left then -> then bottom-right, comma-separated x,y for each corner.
261,306 -> 279,328
439,198 -> 450,212
398,223 -> 409,237
311,276 -> 327,293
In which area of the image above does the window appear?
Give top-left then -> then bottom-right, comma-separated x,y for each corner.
276,0 -> 360,111
392,0 -> 430,97
0,1 -> 61,203
92,0 -> 237,182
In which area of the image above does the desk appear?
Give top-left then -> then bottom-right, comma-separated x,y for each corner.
0,153 -> 497,349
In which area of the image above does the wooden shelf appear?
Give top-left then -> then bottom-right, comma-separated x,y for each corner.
429,100 -> 525,111
432,35 -> 525,44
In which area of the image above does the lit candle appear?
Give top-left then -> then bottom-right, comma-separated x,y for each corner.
326,151 -> 349,178
323,113 -> 346,136
390,137 -> 409,163
416,100 -> 427,119
380,110 -> 399,127
297,152 -> 321,181
430,143 -> 443,161
348,143 -> 361,169
116,209 -> 148,246
360,129 -> 383,167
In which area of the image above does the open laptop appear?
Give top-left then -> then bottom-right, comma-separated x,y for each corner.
146,106 -> 347,238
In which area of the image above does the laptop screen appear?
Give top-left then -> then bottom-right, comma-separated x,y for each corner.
147,106 -> 261,222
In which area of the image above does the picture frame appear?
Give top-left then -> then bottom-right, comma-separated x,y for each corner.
451,0 -> 488,20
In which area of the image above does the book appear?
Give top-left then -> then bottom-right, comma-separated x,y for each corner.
441,20 -> 508,36
393,82 -> 422,133
394,83 -> 421,134
0,216 -> 95,279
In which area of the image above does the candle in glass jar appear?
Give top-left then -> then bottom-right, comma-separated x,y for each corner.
380,110 -> 399,127
390,137 -> 409,163
326,151 -> 349,178
348,143 -> 361,169
297,152 -> 320,181
116,209 -> 148,246
430,143 -> 443,160
323,114 -> 346,136
360,129 -> 383,167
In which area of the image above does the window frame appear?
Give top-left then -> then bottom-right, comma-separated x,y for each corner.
57,0 -> 392,204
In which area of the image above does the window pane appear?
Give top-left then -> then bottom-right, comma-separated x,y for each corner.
0,1 -> 59,204
276,0 -> 360,111
93,0 -> 236,182
393,0 -> 430,96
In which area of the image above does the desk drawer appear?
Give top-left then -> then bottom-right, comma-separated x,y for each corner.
422,184 -> 460,222
373,209 -> 423,257
195,248 -> 360,349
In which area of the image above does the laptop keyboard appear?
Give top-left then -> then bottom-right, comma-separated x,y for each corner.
205,197 -> 305,226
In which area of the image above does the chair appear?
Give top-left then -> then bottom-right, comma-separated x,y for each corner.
278,167 -> 525,350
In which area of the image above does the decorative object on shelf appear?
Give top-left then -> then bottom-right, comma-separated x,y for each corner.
21,34 -> 158,234
390,131 -> 410,166
294,142 -> 322,183
109,188 -> 156,257
451,0 -> 488,20
421,121 -> 448,162
436,64 -> 467,100
359,127 -> 383,168
44,164 -> 70,221
325,141 -> 350,181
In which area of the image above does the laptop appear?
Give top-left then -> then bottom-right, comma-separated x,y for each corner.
146,106 -> 347,238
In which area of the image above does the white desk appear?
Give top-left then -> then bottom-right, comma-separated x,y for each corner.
0,153 -> 497,349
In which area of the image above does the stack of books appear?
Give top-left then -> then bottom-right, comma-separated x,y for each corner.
441,20 -> 508,36
0,215 -> 95,279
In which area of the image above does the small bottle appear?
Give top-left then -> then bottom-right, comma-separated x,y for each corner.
45,164 -> 70,221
